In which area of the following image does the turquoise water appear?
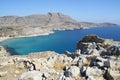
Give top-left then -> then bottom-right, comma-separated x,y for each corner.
0,27 -> 120,55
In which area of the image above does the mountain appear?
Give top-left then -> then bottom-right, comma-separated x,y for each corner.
0,12 -> 79,28
0,13 -> 119,37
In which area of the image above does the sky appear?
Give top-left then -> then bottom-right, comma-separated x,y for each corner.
0,0 -> 120,24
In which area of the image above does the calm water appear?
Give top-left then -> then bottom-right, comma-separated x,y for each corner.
0,27 -> 120,55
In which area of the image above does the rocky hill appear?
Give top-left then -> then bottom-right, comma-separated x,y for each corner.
0,13 -> 119,38
0,35 -> 120,80
0,13 -> 80,37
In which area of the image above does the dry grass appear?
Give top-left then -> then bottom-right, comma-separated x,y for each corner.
86,56 -> 97,61
103,44 -> 110,49
75,77 -> 85,80
53,61 -> 74,71
53,62 -> 66,70
84,56 -> 97,67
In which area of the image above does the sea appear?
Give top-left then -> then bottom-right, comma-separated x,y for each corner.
0,27 -> 120,55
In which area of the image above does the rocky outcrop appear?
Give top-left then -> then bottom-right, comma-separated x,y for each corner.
78,35 -> 104,43
0,46 -> 10,57
107,45 -> 120,56
18,71 -> 44,80
64,66 -> 80,77
77,35 -> 105,55
0,35 -> 120,80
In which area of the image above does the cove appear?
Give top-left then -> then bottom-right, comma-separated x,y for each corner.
0,27 -> 120,55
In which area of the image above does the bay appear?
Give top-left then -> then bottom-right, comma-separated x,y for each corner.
0,27 -> 120,55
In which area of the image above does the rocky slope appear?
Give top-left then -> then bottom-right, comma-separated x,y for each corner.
0,13 -> 119,38
0,13 -> 80,38
0,35 -> 120,80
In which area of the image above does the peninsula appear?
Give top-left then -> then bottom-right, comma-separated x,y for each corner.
0,13 -> 119,42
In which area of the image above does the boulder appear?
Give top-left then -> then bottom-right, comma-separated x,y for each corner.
0,71 -> 8,77
89,56 -> 108,68
64,66 -> 80,77
77,42 -> 97,55
76,49 -> 81,54
109,59 -> 120,69
107,45 -> 120,56
103,70 -> 114,80
86,67 -> 103,77
87,76 -> 105,80
77,56 -> 87,68
104,60 -> 110,68
57,54 -> 73,63
91,49 -> 100,56
79,35 -> 104,43
109,69 -> 120,80
19,71 -> 43,80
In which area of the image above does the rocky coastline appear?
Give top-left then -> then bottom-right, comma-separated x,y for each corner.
0,35 -> 120,80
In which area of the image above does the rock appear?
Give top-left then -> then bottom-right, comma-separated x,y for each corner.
109,59 -> 120,69
0,71 -> 7,77
107,45 -> 120,56
23,60 -> 36,71
0,35 -> 120,80
76,49 -> 81,54
87,76 -> 105,80
79,35 -> 104,43
109,69 -> 120,80
77,35 -> 111,55
76,56 -> 87,68
19,71 -> 43,80
96,56 -> 107,62
59,75 -> 74,80
47,55 -> 58,67
0,46 -> 10,57
86,67 -> 103,76
89,56 -> 109,67
33,58 -> 48,70
91,49 -> 100,56
64,66 -> 80,77
104,60 -> 110,68
80,66 -> 87,77
16,61 -> 26,69
72,57 -> 80,63
77,42 -> 97,55
103,70 -> 114,80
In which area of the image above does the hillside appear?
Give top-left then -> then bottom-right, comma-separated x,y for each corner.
0,13 -> 119,37
0,35 -> 120,80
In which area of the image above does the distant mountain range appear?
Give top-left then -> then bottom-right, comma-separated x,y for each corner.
0,12 -> 119,37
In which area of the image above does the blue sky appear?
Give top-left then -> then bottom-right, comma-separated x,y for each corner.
0,0 -> 120,24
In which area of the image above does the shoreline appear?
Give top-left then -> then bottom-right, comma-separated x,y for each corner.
0,27 -> 91,42
0,30 -> 55,42
0,26 -> 119,42
0,27 -> 82,42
